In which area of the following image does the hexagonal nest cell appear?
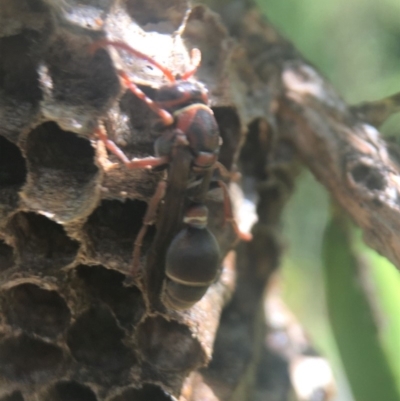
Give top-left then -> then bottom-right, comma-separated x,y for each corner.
0,32 -> 43,103
43,381 -> 98,401
125,0 -> 189,33
83,199 -> 151,271
137,316 -> 204,372
66,305 -> 136,372
0,240 -> 15,272
0,136 -> 27,223
1,283 -> 71,338
23,122 -> 99,222
0,334 -> 65,384
109,384 -> 174,401
6,211 -> 79,271
75,264 -> 145,328
0,0 -> 257,399
0,391 -> 25,401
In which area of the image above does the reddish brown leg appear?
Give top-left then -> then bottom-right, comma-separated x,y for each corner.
124,156 -> 169,169
95,125 -> 169,169
89,39 -> 176,82
214,161 -> 231,179
132,180 -> 167,275
118,71 -> 174,126
95,125 -> 131,164
214,161 -> 241,182
217,180 -> 253,242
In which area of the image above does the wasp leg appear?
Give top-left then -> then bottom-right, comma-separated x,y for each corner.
89,39 -> 176,82
132,180 -> 167,275
214,161 -> 241,182
95,125 -> 169,169
118,71 -> 174,126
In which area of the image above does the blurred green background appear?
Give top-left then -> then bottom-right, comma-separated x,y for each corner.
255,0 -> 400,400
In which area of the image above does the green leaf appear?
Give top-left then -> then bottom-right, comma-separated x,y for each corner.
353,232 -> 400,392
322,217 -> 400,401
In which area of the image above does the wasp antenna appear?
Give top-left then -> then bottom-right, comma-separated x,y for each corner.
181,48 -> 201,80
89,39 -> 176,83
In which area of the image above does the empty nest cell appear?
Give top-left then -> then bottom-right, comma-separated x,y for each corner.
0,29 -> 46,143
349,162 -> 386,192
0,32 -> 43,103
59,0 -> 113,31
7,211 -> 79,271
76,264 -> 145,328
136,316 -> 203,372
66,305 -> 136,372
182,5 -> 229,82
44,32 -> 120,109
109,384 -> 173,401
212,107 -> 242,171
1,283 -> 71,338
83,199 -> 151,271
43,381 -> 97,401
0,391 -> 24,401
0,334 -> 64,384
0,240 -> 15,272
239,118 -> 271,180
125,0 -> 189,33
118,89 -> 163,153
0,136 -> 27,189
23,122 -> 99,222
0,136 -> 27,221
0,0 -> 53,38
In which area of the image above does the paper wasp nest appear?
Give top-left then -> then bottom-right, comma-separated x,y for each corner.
0,1 -> 263,400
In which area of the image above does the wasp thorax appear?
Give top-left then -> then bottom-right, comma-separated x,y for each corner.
155,81 -> 208,112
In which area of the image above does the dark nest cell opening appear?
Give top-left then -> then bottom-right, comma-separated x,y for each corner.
45,35 -> 120,109
0,240 -> 15,272
7,212 -> 79,271
182,6 -> 226,78
205,302 -> 254,387
84,199 -> 152,270
23,0 -> 49,12
118,89 -> 161,154
0,136 -> 27,189
136,316 -> 203,372
26,122 -> 97,178
239,118 -> 271,180
60,0 -> 111,11
125,0 -> 188,33
76,264 -> 145,328
350,163 -> 386,191
213,107 -> 242,170
0,391 -> 24,401
2,0 -> 50,18
24,122 -> 98,221
2,283 -> 71,338
0,334 -> 64,383
110,384 -> 173,401
44,381 -> 97,401
0,32 -> 42,102
66,305 -> 136,371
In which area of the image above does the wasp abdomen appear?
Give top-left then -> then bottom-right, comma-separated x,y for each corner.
165,226 -> 220,286
162,280 -> 209,310
163,226 -> 220,310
